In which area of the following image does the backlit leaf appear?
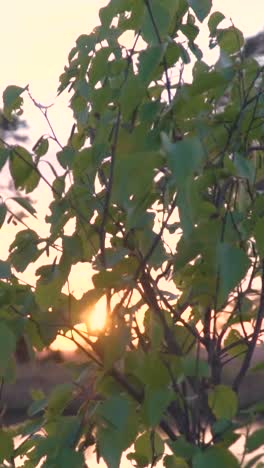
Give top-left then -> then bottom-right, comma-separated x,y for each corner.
162,134 -> 205,189
217,243 -> 250,307
9,229 -> 41,272
0,203 -> 7,227
33,136 -> 49,159
138,44 -> 166,85
217,27 -> 244,54
97,395 -> 139,468
0,147 -> 10,170
254,218 -> 264,258
9,146 -> 34,191
246,428 -> 264,453
208,385 -> 238,420
0,429 -> 14,462
11,197 -> 36,217
142,386 -> 174,426
193,447 -> 239,468
187,0 -> 212,22
208,11 -> 225,36
0,323 -> 16,374
0,260 -> 11,279
3,85 -> 27,119
164,454 -> 189,468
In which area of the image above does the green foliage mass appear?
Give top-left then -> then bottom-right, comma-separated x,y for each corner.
1,0 -> 264,466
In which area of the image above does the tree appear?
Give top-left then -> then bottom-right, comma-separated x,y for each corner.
1,0 -> 264,466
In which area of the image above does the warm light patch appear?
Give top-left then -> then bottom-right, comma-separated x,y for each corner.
51,323 -> 88,353
88,297 -> 107,333
50,299 -> 107,353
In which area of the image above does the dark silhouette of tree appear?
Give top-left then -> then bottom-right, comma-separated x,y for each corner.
0,111 -> 28,142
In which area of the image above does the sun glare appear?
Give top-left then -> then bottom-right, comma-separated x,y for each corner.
88,298 -> 107,333
50,299 -> 107,353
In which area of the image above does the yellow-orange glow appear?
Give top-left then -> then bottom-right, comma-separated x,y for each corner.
51,333 -> 78,353
88,298 -> 107,333
50,300 -> 107,353
51,323 -> 88,353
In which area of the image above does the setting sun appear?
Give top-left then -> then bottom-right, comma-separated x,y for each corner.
51,298 -> 108,352
87,297 -> 107,333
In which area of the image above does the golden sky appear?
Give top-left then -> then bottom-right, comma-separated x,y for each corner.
0,0 -> 262,143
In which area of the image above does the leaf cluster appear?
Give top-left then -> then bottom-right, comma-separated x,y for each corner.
1,0 -> 264,466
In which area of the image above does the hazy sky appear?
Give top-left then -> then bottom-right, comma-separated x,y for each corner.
0,0 -> 263,143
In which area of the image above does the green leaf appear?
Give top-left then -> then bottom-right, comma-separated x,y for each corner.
99,0 -> 132,28
97,396 -> 139,468
93,257 -> 138,289
144,310 -> 163,349
244,453 -> 264,468
9,229 -> 41,272
46,448 -> 85,468
217,27 -> 244,54
193,447 -> 239,468
142,386 -> 174,426
254,218 -> 264,258
0,429 -> 14,462
169,436 -> 197,460
180,23 -> 199,43
9,146 -> 36,192
217,243 -> 250,307
11,197 -> 36,217
246,428 -> 264,453
191,68 -> 233,96
128,432 -> 164,467
57,146 -> 76,169
138,44 -> 166,85
35,263 -> 69,308
0,147 -> 10,171
208,385 -> 238,420
3,85 -> 27,119
0,203 -> 7,227
164,454 -> 189,468
28,397 -> 48,417
98,395 -> 132,431
76,33 -> 96,54
162,134 -> 205,190
46,383 -> 74,417
32,136 -> 49,159
113,150 -> 162,204
223,329 -> 248,359
89,47 -> 112,85
208,11 -> 225,36
70,131 -> 85,150
53,175 -> 65,198
141,0 -> 177,43
187,0 -> 212,22
233,153 -> 255,184
100,324 -> 130,369
135,353 -> 171,388
119,74 -> 145,120
0,260 -> 12,279
0,323 -> 16,374
182,356 -> 210,378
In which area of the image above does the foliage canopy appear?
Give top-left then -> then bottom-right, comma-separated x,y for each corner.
1,0 -> 264,466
